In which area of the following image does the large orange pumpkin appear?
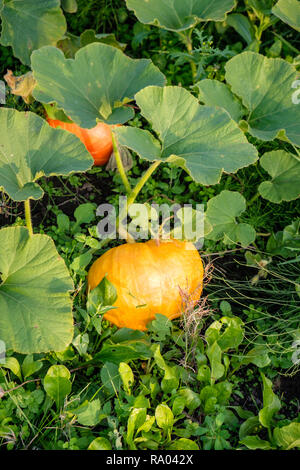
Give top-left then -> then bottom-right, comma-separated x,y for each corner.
87,239 -> 204,330
47,118 -> 117,166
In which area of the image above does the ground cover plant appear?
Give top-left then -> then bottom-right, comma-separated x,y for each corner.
0,0 -> 299,452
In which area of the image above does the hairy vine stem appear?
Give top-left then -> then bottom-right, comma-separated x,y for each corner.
24,199 -> 33,236
111,131 -> 131,194
127,160 -> 161,206
117,160 -> 162,243
178,29 -> 197,82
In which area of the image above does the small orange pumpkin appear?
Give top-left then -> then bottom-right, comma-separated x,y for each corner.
47,118 -> 118,166
87,239 -> 204,330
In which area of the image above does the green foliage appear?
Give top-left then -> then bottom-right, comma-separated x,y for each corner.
170,29 -> 235,82
196,79 -> 244,122
272,0 -> 300,32
0,0 -> 299,452
226,13 -> 256,45
88,437 -> 112,450
206,191 -> 256,246
240,372 -> 300,450
0,227 -> 74,353
31,43 -> 166,127
225,51 -> 300,146
258,150 -> 300,203
61,0 -> 78,14
0,0 -> 66,65
126,0 -> 235,32
267,219 -> 300,257
115,86 -> 258,185
43,365 -> 72,409
0,108 -> 93,201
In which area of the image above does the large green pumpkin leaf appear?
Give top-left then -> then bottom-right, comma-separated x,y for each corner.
272,0 -> 300,32
31,43 -> 166,128
0,108 -> 93,201
205,191 -> 256,246
0,227 -> 74,354
126,0 -> 235,32
114,127 -> 162,161
258,150 -> 300,203
196,79 -> 244,122
0,0 -> 66,65
225,52 -> 300,146
114,86 -> 258,185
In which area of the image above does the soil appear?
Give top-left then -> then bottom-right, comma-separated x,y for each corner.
275,372 -> 300,403
0,172 -> 113,229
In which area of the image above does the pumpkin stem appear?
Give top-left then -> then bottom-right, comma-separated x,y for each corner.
118,224 -> 136,244
24,199 -> 33,236
116,160 -> 162,244
111,130 -> 131,194
127,161 -> 161,207
178,29 -> 197,82
158,215 -> 175,240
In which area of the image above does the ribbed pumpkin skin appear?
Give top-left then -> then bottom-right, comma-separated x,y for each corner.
87,239 -> 204,330
47,118 -> 115,166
